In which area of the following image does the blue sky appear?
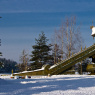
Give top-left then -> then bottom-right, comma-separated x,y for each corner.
0,0 -> 95,62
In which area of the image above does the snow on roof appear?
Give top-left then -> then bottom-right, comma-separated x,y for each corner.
14,68 -> 44,74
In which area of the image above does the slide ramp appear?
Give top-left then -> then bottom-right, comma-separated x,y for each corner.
49,44 -> 95,75
14,44 -> 95,76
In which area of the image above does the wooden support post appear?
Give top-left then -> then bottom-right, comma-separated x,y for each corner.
81,46 -> 82,75
72,52 -> 73,57
12,69 -> 13,76
85,46 -> 86,50
81,61 -> 82,75
81,46 -> 82,51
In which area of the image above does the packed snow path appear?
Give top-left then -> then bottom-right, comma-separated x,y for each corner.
0,75 -> 95,95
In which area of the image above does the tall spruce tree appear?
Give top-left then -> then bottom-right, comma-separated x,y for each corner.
30,32 -> 53,70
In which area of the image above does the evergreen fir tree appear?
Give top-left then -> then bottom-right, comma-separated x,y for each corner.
30,32 -> 53,70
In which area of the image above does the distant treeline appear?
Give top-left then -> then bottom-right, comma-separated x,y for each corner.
0,58 -> 18,73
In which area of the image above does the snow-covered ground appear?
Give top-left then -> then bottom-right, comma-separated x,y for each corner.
0,74 -> 95,95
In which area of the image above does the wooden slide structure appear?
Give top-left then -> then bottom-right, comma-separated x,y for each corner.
14,44 -> 95,76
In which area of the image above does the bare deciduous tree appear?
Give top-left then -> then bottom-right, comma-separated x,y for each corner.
19,49 -> 29,71
53,16 -> 83,61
